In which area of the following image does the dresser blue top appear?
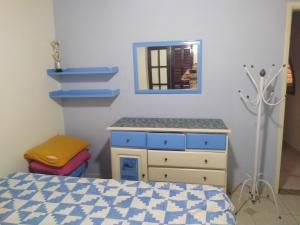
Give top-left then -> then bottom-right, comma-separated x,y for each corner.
108,117 -> 230,133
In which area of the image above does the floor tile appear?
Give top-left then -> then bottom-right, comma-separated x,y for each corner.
230,179 -> 300,224
230,186 -> 250,209
294,216 -> 300,224
230,188 -> 290,215
235,211 -> 255,225
243,197 -> 288,214
280,143 -> 300,190
279,194 -> 300,216
252,212 -> 298,225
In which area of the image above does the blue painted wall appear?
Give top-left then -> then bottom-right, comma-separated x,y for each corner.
53,0 -> 289,189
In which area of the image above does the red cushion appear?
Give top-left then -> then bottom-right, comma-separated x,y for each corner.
30,149 -> 91,175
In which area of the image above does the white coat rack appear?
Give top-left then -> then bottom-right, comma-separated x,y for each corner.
236,64 -> 286,218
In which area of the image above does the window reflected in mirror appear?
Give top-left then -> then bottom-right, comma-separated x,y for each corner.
133,40 -> 202,94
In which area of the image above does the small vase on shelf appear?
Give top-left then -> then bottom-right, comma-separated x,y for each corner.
51,39 -> 63,72
54,61 -> 63,72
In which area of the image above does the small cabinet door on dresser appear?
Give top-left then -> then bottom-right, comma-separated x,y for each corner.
111,147 -> 147,181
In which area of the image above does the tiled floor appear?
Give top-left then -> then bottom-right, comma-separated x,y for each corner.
230,186 -> 300,225
280,143 -> 300,191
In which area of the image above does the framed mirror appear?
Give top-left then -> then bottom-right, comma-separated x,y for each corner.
133,40 -> 202,94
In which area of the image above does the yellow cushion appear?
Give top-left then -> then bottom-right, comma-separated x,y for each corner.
24,135 -> 89,167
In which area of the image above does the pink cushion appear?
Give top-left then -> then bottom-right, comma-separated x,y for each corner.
30,149 -> 91,175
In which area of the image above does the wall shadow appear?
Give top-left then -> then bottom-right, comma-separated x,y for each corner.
227,140 -> 238,193
60,97 -> 118,107
60,74 -> 115,83
95,140 -> 112,178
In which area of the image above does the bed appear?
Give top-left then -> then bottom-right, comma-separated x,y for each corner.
0,172 -> 235,224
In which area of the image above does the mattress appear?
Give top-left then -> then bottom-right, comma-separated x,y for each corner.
0,172 -> 235,225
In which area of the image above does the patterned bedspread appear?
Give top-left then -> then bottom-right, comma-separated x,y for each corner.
0,172 -> 235,225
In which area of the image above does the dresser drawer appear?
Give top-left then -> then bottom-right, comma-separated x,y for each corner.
111,132 -> 146,148
148,150 -> 226,169
148,167 -> 226,186
186,133 -> 226,150
147,133 -> 185,150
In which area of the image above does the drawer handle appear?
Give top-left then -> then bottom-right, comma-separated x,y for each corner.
164,174 -> 168,178
164,158 -> 168,162
203,176 -> 207,181
164,140 -> 168,145
204,159 -> 208,164
204,140 -> 208,145
126,138 -> 130,143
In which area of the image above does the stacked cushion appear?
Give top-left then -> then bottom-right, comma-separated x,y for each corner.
69,162 -> 88,177
24,135 -> 90,177
24,135 -> 89,167
30,149 -> 90,175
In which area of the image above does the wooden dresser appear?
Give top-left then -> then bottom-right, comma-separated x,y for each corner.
107,117 -> 231,191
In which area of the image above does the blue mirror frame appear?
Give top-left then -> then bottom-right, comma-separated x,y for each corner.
133,40 -> 202,94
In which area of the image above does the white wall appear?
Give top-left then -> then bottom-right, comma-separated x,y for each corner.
0,0 -> 64,177
284,12 -> 300,152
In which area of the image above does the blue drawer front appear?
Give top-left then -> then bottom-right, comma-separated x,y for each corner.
147,133 -> 185,150
186,133 -> 226,150
111,131 -> 146,147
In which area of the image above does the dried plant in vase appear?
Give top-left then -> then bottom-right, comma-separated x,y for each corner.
50,39 -> 63,72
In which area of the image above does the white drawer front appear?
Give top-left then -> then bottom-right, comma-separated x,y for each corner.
148,167 -> 226,186
148,150 -> 226,169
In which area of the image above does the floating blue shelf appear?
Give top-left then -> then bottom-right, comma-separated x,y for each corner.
49,89 -> 120,98
47,66 -> 119,76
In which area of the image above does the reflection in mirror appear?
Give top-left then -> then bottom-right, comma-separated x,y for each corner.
133,40 -> 202,94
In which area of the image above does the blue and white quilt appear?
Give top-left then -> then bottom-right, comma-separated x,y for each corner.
0,172 -> 235,225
